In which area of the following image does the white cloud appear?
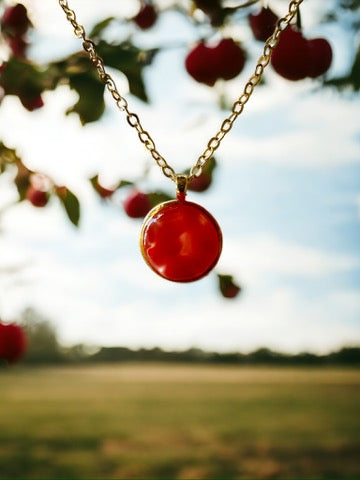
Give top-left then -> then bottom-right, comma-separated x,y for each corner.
217,90 -> 360,168
1,219 -> 359,353
25,0 -> 136,37
219,234 -> 360,286
16,285 -> 360,354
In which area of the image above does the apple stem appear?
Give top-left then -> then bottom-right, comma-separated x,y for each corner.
177,191 -> 186,202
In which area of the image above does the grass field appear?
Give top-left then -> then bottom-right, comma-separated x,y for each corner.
0,364 -> 359,478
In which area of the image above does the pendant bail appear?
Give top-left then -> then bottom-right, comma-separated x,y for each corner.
176,174 -> 188,201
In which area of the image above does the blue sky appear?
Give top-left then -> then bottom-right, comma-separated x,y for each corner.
0,0 -> 359,352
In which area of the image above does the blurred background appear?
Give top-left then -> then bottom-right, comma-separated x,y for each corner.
0,0 -> 359,478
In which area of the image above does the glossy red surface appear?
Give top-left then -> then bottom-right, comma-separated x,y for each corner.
140,200 -> 222,282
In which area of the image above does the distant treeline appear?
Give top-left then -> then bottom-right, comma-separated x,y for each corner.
88,345 -> 360,365
66,345 -> 360,366
24,342 -> 360,366
15,308 -> 360,366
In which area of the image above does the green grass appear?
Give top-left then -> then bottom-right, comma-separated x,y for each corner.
0,364 -> 359,478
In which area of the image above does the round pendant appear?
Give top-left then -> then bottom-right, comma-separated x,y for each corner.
140,199 -> 222,282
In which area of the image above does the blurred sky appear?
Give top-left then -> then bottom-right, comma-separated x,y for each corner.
0,0 -> 359,353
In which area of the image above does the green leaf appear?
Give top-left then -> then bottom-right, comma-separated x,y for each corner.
58,188 -> 80,227
14,160 -> 33,200
203,156 -> 217,175
49,53 -> 106,124
345,45 -> 360,90
90,175 -> 133,193
89,17 -> 115,39
97,40 -> 142,70
147,191 -> 173,207
0,142 -> 20,164
126,69 -> 148,102
97,40 -> 159,71
217,274 -> 241,299
89,175 -> 100,191
116,180 -> 134,189
0,142 -> 21,174
324,45 -> 360,91
183,157 -> 217,176
67,72 -> 105,124
0,58 -> 45,98
96,40 -> 159,102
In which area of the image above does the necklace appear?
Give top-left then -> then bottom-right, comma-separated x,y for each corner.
58,0 -> 303,283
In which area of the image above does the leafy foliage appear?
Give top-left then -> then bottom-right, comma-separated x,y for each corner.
56,187 -> 80,227
13,159 -> 32,200
89,16 -> 115,39
217,274 -> 241,299
96,40 -> 158,102
324,45 -> 360,91
0,141 -> 20,173
0,57 -> 46,108
147,191 -> 173,207
67,70 -> 105,124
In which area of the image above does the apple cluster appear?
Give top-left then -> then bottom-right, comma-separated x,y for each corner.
185,4 -> 332,86
23,171 -> 53,208
0,152 -> 81,226
249,6 -> 332,81
91,156 -> 218,219
0,3 -> 30,58
0,3 -> 44,111
185,39 -> 245,87
0,322 -> 27,364
129,2 -> 331,87
271,26 -> 332,81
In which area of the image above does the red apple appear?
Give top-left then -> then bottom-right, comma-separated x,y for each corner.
188,172 -> 212,192
0,323 -> 27,364
271,26 -> 309,81
188,157 -> 216,192
26,184 -> 49,207
19,93 -> 44,111
185,38 -> 245,86
214,38 -> 245,81
307,38 -> 332,78
8,35 -> 27,58
133,4 -> 157,30
249,6 -> 279,42
1,4 -> 31,38
185,42 -> 216,86
95,182 -> 115,198
271,27 -> 332,81
0,324 -> 6,360
222,284 -> 240,298
124,189 -> 152,218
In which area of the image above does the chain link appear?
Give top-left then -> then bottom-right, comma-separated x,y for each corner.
58,0 -> 303,183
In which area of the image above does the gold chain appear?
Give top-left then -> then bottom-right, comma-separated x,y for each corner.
58,0 -> 303,184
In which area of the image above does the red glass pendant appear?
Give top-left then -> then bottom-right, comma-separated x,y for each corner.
140,197 -> 222,282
